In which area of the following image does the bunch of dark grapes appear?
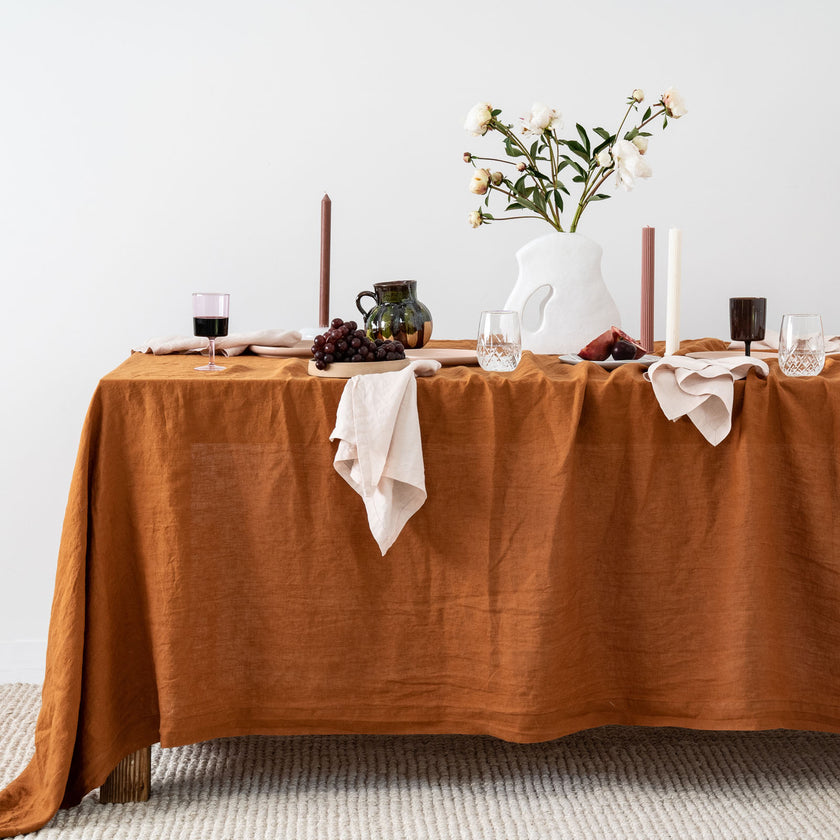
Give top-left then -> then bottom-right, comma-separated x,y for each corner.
311,317 -> 406,370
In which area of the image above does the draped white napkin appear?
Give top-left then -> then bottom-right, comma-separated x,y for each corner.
646,355 -> 769,445
330,359 -> 441,556
728,328 -> 840,354
132,329 -> 302,356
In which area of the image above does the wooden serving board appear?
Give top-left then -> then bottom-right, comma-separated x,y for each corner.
307,359 -> 411,378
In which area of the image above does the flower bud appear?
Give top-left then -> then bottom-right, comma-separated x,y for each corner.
631,135 -> 648,154
463,152 -> 472,163
468,210 -> 483,228
632,88 -> 645,103
516,161 -> 527,172
596,149 -> 612,168
490,171 -> 504,186
469,168 -> 491,195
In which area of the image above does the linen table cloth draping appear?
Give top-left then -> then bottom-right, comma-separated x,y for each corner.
3,339 -> 840,837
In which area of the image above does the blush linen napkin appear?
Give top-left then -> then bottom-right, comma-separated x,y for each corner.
132,329 -> 302,356
646,355 -> 769,446
728,328 -> 840,354
330,359 -> 441,556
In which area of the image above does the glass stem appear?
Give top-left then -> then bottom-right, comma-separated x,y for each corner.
744,340 -> 751,357
208,338 -> 216,368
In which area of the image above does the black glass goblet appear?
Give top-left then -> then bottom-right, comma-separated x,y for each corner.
729,297 -> 767,357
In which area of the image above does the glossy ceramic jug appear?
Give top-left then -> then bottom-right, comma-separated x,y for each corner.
355,280 -> 433,348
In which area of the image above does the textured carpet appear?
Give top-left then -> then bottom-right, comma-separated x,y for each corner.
4,684 -> 840,839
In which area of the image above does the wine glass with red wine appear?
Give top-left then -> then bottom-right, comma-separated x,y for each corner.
192,293 -> 230,372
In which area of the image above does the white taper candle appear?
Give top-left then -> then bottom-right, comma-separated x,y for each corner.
665,228 -> 682,355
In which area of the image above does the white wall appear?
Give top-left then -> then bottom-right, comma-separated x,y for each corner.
2,0 -> 839,680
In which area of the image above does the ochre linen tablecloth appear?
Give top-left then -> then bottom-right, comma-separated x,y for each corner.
3,339 -> 840,836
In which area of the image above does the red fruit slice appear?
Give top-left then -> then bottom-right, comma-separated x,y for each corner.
578,328 -> 614,361
578,326 -> 649,361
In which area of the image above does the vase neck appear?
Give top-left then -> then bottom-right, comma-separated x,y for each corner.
375,280 -> 416,303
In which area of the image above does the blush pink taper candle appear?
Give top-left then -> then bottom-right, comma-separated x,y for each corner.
319,193 -> 331,328
641,226 -> 655,351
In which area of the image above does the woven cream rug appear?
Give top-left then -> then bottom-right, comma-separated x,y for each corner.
4,683 -> 840,839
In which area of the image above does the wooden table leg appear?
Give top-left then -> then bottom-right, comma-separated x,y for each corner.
99,746 -> 151,803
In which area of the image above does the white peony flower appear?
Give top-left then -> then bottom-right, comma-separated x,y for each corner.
468,210 -> 483,228
469,168 -> 491,195
632,88 -> 645,103
631,135 -> 649,154
596,149 -> 612,168
520,102 -> 562,135
464,102 -> 493,136
633,155 -> 652,179
611,139 -> 653,191
662,87 -> 687,118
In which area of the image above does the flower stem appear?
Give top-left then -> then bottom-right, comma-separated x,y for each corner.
637,105 -> 667,130
613,101 -> 636,145
570,168 -> 613,232
488,184 -> 559,230
471,155 -> 525,167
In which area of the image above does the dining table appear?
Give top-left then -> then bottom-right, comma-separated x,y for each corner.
2,338 -> 840,837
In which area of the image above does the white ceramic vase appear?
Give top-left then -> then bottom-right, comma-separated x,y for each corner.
503,232 -> 621,355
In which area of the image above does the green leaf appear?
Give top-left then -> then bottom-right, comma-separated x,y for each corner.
593,138 -> 611,156
576,123 -> 591,154
567,160 -> 587,178
588,193 -> 612,202
530,140 -> 540,158
565,140 -> 590,161
506,202 -> 525,211
504,137 -> 524,157
552,190 -> 564,212
491,109 -> 502,117
663,115 -> 668,128
509,194 -> 541,215
532,190 -> 546,213
643,107 -> 651,121
530,169 -> 551,182
572,175 -> 585,183
556,182 -> 570,195
593,126 -> 612,141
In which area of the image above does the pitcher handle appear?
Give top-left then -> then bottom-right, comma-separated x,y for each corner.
355,290 -> 376,321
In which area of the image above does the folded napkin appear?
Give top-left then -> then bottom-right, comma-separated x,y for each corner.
330,359 -> 441,556
133,329 -> 302,356
646,355 -> 769,445
728,328 -> 840,354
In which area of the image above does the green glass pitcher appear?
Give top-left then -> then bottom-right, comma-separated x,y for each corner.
355,280 -> 433,348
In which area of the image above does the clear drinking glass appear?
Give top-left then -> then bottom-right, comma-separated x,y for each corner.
779,314 -> 825,377
192,293 -> 230,372
477,310 -> 522,372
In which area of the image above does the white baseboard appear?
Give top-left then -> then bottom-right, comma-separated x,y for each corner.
0,640 -> 46,684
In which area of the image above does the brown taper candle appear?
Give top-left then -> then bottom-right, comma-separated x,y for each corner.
641,226 -> 655,351
319,193 -> 331,328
